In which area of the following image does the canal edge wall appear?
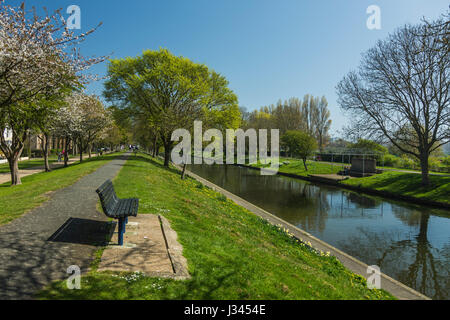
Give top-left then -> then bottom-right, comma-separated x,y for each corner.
238,164 -> 450,211
176,165 -> 430,300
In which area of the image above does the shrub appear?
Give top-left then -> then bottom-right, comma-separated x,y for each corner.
428,157 -> 441,172
399,155 -> 417,169
442,156 -> 450,167
381,154 -> 400,167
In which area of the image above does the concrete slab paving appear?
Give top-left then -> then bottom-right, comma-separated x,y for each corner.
98,215 -> 190,280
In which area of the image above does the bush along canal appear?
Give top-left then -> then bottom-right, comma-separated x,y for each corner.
187,164 -> 450,300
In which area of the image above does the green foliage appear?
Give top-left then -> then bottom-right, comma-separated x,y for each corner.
381,154 -> 400,167
281,131 -> 317,170
349,139 -> 388,156
428,156 -> 441,172
443,156 -> 450,167
103,48 -> 239,165
400,155 -> 418,170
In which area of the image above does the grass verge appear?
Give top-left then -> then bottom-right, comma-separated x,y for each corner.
341,171 -> 450,205
253,157 -> 341,176
0,152 -> 121,225
0,158 -> 58,174
37,153 -> 394,300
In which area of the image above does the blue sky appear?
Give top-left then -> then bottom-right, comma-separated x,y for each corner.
7,0 -> 449,135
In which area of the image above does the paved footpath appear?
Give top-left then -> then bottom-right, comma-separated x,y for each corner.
0,154 -> 129,299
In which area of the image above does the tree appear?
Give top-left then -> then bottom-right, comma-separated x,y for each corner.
0,3 -> 103,185
349,139 -> 388,155
244,95 -> 332,144
313,96 -> 332,152
70,93 -> 112,162
104,49 -> 237,167
337,17 -> 449,186
301,95 -> 319,136
281,131 -> 317,171
52,97 -> 84,167
34,98 -> 63,172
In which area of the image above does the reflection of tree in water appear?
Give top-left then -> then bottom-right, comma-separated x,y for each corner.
346,192 -> 380,209
283,183 -> 331,233
240,174 -> 332,233
338,213 -> 449,299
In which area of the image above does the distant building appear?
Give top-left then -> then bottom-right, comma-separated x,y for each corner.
2,131 -> 72,157
28,134 -> 71,153
2,129 -> 12,147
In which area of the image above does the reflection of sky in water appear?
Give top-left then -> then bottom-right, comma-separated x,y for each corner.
189,164 -> 450,299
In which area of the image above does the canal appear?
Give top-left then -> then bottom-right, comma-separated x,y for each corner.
187,164 -> 450,299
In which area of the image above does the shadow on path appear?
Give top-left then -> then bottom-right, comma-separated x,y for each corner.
0,154 -> 128,299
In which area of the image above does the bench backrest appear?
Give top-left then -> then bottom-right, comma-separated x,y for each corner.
96,180 -> 119,217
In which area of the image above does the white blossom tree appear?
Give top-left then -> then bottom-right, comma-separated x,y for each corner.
0,2 -> 104,185
53,92 -> 112,163
51,95 -> 84,167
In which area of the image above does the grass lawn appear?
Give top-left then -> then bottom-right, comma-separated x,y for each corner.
38,153 -> 394,300
253,157 -> 342,176
341,171 -> 450,205
0,152 -> 121,225
0,158 -> 58,174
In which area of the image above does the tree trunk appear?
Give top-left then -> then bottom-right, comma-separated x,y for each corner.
419,152 -> 430,186
181,163 -> 187,180
164,144 -> 171,167
152,136 -> 158,157
303,158 -> 308,171
43,133 -> 51,172
64,138 -> 70,168
72,139 -> 76,156
88,144 -> 92,159
27,134 -> 31,160
79,141 -> 83,163
8,153 -> 22,186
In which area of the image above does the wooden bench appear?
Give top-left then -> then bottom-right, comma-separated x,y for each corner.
96,179 -> 139,246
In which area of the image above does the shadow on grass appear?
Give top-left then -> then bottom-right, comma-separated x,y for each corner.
126,154 -> 182,176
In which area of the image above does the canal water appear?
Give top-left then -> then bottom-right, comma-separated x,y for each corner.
188,164 -> 450,299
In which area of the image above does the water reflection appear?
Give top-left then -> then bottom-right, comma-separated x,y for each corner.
188,164 -> 450,299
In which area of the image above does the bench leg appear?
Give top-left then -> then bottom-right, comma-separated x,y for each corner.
118,218 -> 124,246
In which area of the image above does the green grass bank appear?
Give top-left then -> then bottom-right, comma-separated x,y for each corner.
251,157 -> 449,207
38,153 -> 394,300
341,171 -> 450,205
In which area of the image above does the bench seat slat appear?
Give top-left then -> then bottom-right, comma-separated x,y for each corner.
96,180 -> 138,219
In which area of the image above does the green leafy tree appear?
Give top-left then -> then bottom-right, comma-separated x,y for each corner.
104,48 -> 237,167
349,139 -> 388,156
282,130 -> 318,171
